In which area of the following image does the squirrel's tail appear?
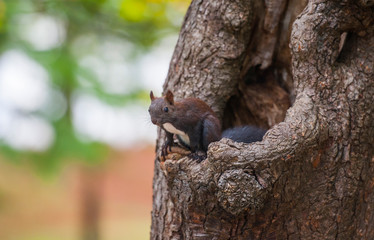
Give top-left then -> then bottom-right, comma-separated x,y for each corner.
221,125 -> 266,143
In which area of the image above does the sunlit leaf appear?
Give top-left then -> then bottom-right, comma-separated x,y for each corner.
120,0 -> 147,22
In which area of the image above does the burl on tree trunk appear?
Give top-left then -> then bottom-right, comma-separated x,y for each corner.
151,0 -> 374,239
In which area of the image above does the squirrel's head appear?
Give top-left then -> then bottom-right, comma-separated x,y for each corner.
148,90 -> 176,126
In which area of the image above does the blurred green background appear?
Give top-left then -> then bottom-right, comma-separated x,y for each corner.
0,0 -> 189,239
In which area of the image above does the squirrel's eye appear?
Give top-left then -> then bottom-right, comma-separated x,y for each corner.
163,107 -> 169,112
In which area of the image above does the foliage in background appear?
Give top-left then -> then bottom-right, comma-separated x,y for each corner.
0,0 -> 189,174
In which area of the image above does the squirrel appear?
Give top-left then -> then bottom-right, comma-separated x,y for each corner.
148,90 -> 266,160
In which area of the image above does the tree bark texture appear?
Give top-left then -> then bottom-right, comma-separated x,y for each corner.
151,0 -> 374,239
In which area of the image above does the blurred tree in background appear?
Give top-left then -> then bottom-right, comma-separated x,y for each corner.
0,1 -> 189,239
0,0 -> 189,174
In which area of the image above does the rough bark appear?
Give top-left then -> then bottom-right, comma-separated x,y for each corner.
151,0 -> 374,239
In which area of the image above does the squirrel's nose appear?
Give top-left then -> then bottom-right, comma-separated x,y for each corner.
151,119 -> 157,125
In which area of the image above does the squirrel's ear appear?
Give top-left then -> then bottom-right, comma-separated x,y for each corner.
150,91 -> 155,101
165,90 -> 174,105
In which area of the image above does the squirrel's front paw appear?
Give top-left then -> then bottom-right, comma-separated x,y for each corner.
160,142 -> 173,161
159,146 -> 191,162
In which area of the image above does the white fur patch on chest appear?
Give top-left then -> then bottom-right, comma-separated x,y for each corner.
163,123 -> 190,145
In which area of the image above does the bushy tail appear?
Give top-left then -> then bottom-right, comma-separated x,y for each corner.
221,125 -> 266,143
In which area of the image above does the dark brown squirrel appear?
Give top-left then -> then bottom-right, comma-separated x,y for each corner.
148,90 -> 266,160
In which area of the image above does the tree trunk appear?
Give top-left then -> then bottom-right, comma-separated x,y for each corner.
151,0 -> 374,239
